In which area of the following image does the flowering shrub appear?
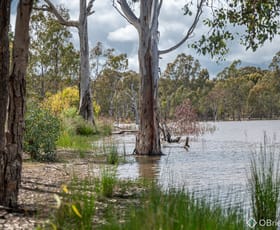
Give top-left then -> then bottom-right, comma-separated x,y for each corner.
43,86 -> 79,115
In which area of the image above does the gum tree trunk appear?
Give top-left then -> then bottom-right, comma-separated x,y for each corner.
0,0 -> 11,206
135,0 -> 161,155
115,0 -> 204,155
78,0 -> 94,124
43,0 -> 95,125
0,0 -> 33,208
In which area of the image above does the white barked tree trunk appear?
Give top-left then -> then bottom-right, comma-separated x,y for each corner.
43,0 -> 95,125
115,0 -> 204,155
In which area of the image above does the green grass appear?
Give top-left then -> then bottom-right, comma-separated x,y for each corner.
100,167 -> 117,198
46,179 -> 96,230
56,131 -> 98,152
100,185 -> 246,230
248,142 -> 280,230
105,144 -> 119,165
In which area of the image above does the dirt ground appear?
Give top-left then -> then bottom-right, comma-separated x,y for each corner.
0,151 -> 108,230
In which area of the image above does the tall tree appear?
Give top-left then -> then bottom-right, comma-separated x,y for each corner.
114,0 -> 205,155
40,0 -> 96,125
28,8 -> 79,99
0,0 -> 33,208
0,0 -> 11,207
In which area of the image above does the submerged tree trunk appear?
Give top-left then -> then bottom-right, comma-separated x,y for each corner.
115,0 -> 204,155
78,0 -> 94,124
135,0 -> 161,155
0,0 -> 11,206
0,0 -> 33,208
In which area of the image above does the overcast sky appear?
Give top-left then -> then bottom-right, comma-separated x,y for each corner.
11,0 -> 280,78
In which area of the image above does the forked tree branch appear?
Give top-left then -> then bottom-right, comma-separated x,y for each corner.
87,0 -> 95,16
159,0 -> 205,55
43,0 -> 79,28
113,0 -> 140,31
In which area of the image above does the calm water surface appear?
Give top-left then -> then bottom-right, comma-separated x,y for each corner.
114,120 -> 280,199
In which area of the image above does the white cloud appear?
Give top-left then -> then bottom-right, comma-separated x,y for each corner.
108,25 -> 138,42
11,0 -> 280,77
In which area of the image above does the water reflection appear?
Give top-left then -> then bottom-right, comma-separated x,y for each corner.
115,121 -> 280,193
136,156 -> 161,180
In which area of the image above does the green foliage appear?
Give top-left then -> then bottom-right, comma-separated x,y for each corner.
60,107 -> 96,136
194,0 -> 280,56
24,107 -> 61,161
248,141 -> 280,229
28,7 -> 79,99
76,121 -> 96,136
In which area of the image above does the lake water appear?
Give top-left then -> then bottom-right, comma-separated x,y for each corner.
114,120 -> 280,204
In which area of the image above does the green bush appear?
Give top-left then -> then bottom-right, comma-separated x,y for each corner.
24,107 -> 61,161
76,121 -> 96,136
60,107 -> 96,136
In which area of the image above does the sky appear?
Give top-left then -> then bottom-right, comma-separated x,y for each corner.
11,0 -> 280,78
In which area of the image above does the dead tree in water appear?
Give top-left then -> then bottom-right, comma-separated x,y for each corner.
160,122 -> 181,143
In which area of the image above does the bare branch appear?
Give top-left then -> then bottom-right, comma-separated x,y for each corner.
159,0 -> 205,55
43,0 -> 79,28
113,0 -> 140,31
158,0 -> 163,14
87,0 -> 95,16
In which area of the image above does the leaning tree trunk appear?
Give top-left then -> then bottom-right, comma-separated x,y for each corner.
78,0 -> 95,125
4,0 -> 33,208
135,0 -> 161,155
0,0 -> 11,206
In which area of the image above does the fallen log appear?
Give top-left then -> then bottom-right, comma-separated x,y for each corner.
112,130 -> 138,135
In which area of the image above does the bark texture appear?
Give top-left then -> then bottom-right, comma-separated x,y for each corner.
0,0 -> 11,206
135,0 -> 161,155
78,0 -> 95,124
1,0 -> 33,208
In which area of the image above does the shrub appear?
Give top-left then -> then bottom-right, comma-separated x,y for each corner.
24,107 -> 61,161
42,86 -> 79,115
76,120 -> 96,136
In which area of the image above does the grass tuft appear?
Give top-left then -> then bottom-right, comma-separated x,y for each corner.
248,141 -> 280,229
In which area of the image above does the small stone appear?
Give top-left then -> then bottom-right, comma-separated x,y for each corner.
0,219 -> 6,224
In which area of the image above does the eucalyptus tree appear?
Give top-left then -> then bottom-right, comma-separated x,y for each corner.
0,0 -> 11,207
194,1 -> 280,57
114,0 -> 206,155
28,8 -> 79,99
38,0 -> 96,125
93,48 -> 129,117
0,0 -> 33,208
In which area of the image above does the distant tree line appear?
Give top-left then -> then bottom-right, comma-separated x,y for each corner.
26,8 -> 280,122
159,53 -> 280,121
